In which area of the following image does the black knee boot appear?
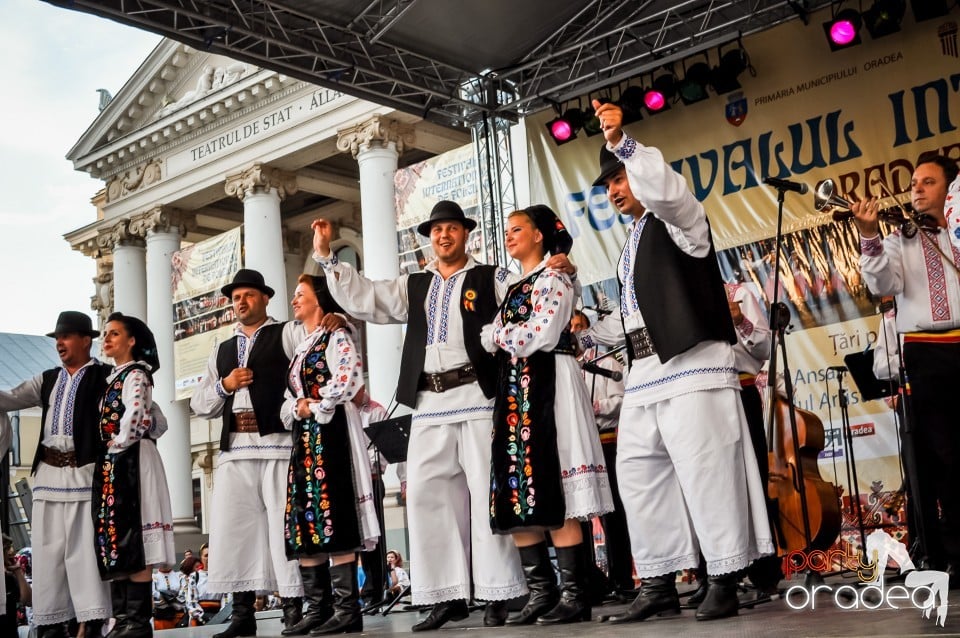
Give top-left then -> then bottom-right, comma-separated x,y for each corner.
37,623 -> 70,638
282,596 -> 304,632
117,581 -> 154,638
605,574 -> 681,624
106,580 -> 128,637
309,563 -> 362,635
84,618 -> 107,638
695,573 -> 739,621
214,591 -> 257,638
536,544 -> 590,624
507,542 -> 559,625
283,564 -> 333,635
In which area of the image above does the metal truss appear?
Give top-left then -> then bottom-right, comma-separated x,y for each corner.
47,0 -> 830,128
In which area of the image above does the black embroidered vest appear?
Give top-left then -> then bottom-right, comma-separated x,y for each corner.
36,362 -> 111,473
628,215 -> 736,363
215,323 -> 289,450
397,264 -> 499,408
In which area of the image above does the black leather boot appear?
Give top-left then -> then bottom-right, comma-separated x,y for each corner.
283,564 -> 333,635
506,542 -> 559,625
309,563 -> 362,635
536,544 -> 590,624
106,580 -> 128,637
84,618 -> 107,638
686,557 -> 709,607
282,597 -> 304,632
117,581 -> 154,638
214,591 -> 257,638
482,600 -> 509,627
37,623 -> 70,638
695,573 -> 739,621
605,574 -> 681,624
410,599 -> 469,632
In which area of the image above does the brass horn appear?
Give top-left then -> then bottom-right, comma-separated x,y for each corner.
814,179 -> 851,212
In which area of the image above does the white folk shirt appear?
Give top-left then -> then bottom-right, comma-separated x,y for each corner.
582,134 -> 738,408
724,283 -> 771,376
0,358 -> 104,502
315,252 -> 515,426
860,227 -> 960,334
190,318 -> 305,462
946,174 -> 960,252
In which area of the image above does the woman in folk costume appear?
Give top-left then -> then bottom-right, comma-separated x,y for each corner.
280,274 -> 378,636
482,205 -> 614,625
94,312 -> 176,637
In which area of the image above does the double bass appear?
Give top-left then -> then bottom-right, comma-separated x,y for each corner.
767,396 -> 842,554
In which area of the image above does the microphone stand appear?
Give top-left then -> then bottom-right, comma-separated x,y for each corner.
764,185 -> 817,586
833,368 -> 868,554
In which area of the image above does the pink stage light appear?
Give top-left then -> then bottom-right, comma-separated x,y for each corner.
550,118 -> 573,142
829,19 -> 858,46
644,90 -> 666,111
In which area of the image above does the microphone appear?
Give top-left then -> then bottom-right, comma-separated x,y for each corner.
583,305 -> 613,317
582,362 -> 622,382
763,177 -> 809,194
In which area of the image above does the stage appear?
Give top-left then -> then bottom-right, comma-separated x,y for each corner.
154,584 -> 960,637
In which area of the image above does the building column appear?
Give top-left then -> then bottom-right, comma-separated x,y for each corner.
131,207 -> 199,537
336,116 -> 414,404
225,163 -> 297,321
101,220 -> 147,319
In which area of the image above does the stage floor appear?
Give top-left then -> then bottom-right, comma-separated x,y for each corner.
155,582 -> 960,637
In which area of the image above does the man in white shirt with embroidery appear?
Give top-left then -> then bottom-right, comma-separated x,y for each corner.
852,155 -> 960,581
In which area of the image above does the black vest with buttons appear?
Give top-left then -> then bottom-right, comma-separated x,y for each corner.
397,265 -> 499,408
628,215 -> 736,363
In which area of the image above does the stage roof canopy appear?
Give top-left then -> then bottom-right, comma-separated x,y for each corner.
46,0 -> 832,128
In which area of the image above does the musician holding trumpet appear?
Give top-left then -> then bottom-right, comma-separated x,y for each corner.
850,155 -> 960,583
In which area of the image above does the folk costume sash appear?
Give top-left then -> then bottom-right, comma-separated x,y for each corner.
490,269 -> 567,533
284,331 -> 359,557
92,363 -> 148,578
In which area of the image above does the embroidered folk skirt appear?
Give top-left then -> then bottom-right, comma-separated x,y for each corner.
285,406 -> 362,557
92,439 -> 175,579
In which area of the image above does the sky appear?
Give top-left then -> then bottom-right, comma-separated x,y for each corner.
0,0 -> 161,335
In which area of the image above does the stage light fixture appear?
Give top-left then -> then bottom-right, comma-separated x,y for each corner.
711,48 -> 749,94
863,0 -> 905,38
824,8 -> 863,50
618,86 -> 646,125
546,108 -> 586,145
582,105 -> 604,137
910,0 -> 949,22
678,60 -> 711,105
643,74 -> 677,113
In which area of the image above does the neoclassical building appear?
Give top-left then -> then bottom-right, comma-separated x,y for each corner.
64,39 -> 470,547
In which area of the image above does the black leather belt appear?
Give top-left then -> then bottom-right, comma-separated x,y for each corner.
419,364 -> 477,393
626,327 -> 657,360
40,444 -> 77,468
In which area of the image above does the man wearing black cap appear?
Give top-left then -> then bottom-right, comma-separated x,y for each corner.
191,269 -> 308,637
311,203 -> 547,631
582,100 -> 773,623
0,311 -> 112,638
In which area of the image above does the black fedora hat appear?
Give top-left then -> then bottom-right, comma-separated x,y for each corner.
593,145 -> 624,187
47,311 -> 99,338
221,268 -> 275,298
416,200 -> 477,237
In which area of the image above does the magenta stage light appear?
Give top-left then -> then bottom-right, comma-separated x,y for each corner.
644,90 -> 666,111
550,118 -> 573,142
829,19 -> 858,45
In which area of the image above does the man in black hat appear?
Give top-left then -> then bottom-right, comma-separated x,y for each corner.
582,100 -> 773,623
0,311 -> 112,638
311,203 -> 576,631
191,268 -> 311,637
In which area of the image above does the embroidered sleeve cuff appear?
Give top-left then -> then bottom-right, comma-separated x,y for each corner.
736,316 -> 755,338
312,250 -> 339,269
215,380 -> 232,399
860,235 -> 883,257
611,135 -> 638,161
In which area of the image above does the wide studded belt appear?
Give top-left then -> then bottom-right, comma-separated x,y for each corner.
626,327 -> 657,360
419,364 -> 478,393
231,411 -> 260,433
40,444 -> 77,468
